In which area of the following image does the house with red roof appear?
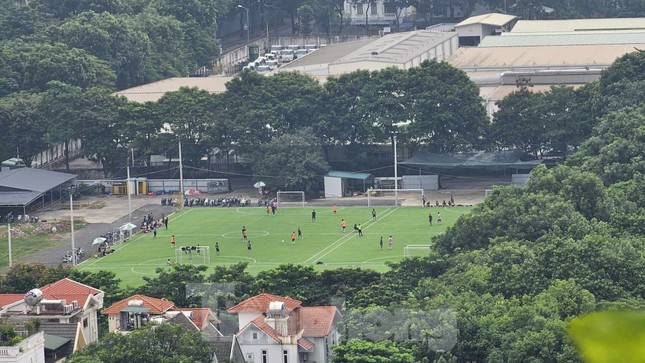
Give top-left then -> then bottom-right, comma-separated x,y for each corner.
102,294 -> 221,336
0,278 -> 104,363
227,293 -> 341,363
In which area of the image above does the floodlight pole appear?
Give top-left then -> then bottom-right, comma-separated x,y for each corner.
178,140 -> 184,197
70,191 -> 76,266
126,164 -> 132,222
394,134 -> 398,206
7,223 -> 12,267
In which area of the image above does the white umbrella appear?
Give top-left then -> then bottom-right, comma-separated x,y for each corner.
92,237 -> 106,246
119,222 -> 137,231
254,181 -> 266,189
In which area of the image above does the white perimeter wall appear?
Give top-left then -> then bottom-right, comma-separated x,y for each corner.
324,177 -> 343,198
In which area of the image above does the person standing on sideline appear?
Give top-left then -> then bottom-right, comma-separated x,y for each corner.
357,224 -> 363,237
437,212 -> 442,224
372,208 -> 377,220
215,242 -> 220,255
388,235 -> 393,249
153,226 -> 157,238
422,195 -> 427,207
242,226 -> 248,241
429,212 -> 433,225
164,216 -> 169,230
379,236 -> 383,249
332,205 -> 337,214
247,240 -> 252,253
311,209 -> 316,222
167,258 -> 172,266
297,227 -> 303,239
341,219 -> 347,232
171,235 -> 175,248
266,205 -> 271,215
291,231 -> 296,244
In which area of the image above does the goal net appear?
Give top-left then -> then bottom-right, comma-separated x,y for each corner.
175,246 -> 210,265
276,191 -> 305,207
366,188 -> 424,207
403,244 -> 432,257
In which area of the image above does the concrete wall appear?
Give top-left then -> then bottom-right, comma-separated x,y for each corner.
401,175 -> 439,190
0,332 -> 45,363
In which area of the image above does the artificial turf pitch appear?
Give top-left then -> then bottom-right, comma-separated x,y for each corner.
78,205 -> 471,286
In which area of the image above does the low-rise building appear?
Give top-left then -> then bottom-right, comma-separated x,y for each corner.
0,279 -> 104,363
228,293 -> 341,363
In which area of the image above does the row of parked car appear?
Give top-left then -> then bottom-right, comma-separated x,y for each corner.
243,44 -> 321,72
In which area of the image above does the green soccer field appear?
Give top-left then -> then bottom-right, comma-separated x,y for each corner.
77,205 -> 471,286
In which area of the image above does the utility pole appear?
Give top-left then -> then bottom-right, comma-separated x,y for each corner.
70,191 -> 76,266
126,163 -> 132,222
7,223 -> 12,267
178,140 -> 184,197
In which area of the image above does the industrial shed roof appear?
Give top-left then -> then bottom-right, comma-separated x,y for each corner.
448,44 -> 645,71
479,31 -> 645,47
114,77 -> 234,103
456,13 -> 517,27
332,30 -> 457,65
511,18 -> 645,33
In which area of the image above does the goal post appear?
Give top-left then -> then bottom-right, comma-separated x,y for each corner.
276,191 -> 305,207
403,244 -> 432,257
366,188 -> 425,207
175,246 -> 210,265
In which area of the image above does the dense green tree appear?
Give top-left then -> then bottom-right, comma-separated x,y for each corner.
256,264 -> 324,305
406,61 -> 488,152
155,87 -> 216,171
567,106 -> 645,184
56,11 -> 151,88
208,262 -> 259,299
319,268 -> 381,305
250,127 -> 329,191
0,92 -> 48,165
139,264 -> 208,307
605,173 -> 645,234
66,323 -> 214,363
332,339 -> 416,363
489,88 -> 547,153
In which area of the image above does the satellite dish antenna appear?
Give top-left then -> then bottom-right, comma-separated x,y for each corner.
24,289 -> 43,306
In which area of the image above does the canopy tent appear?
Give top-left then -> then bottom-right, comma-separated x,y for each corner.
399,150 -> 544,171
119,222 -> 137,231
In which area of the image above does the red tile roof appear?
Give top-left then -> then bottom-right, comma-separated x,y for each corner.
243,316 -> 280,343
299,306 -> 339,337
40,278 -> 103,307
102,295 -> 176,316
179,308 -> 219,330
0,294 -> 24,308
298,337 -> 315,351
227,293 -> 302,313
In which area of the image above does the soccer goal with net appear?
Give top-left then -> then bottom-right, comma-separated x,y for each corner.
276,191 -> 305,207
175,246 -> 210,265
366,188 -> 424,207
403,244 -> 432,258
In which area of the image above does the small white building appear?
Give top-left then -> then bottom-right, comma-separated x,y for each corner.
0,279 -> 104,363
454,13 -> 517,46
344,0 -> 414,27
0,332 -> 45,363
228,293 -> 341,363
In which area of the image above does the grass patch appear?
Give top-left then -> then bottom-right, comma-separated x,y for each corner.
78,206 -> 471,286
0,221 -> 86,270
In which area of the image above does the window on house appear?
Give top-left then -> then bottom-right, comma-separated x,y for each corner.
253,332 -> 258,339
384,2 -> 397,14
246,353 -> 254,363
283,350 -> 288,363
262,350 -> 268,363
83,318 -> 88,328
371,2 -> 378,14
356,4 -> 363,14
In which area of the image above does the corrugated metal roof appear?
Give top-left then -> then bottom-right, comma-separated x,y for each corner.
114,76 -> 233,103
479,84 -> 582,102
479,32 -> 645,47
0,191 -> 42,206
456,13 -> 517,27
448,44 -> 645,70
511,18 -> 645,33
333,30 -> 457,65
279,39 -> 374,69
0,168 -> 76,193
326,171 -> 372,180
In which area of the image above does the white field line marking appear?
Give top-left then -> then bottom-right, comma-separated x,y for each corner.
303,207 -> 397,264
